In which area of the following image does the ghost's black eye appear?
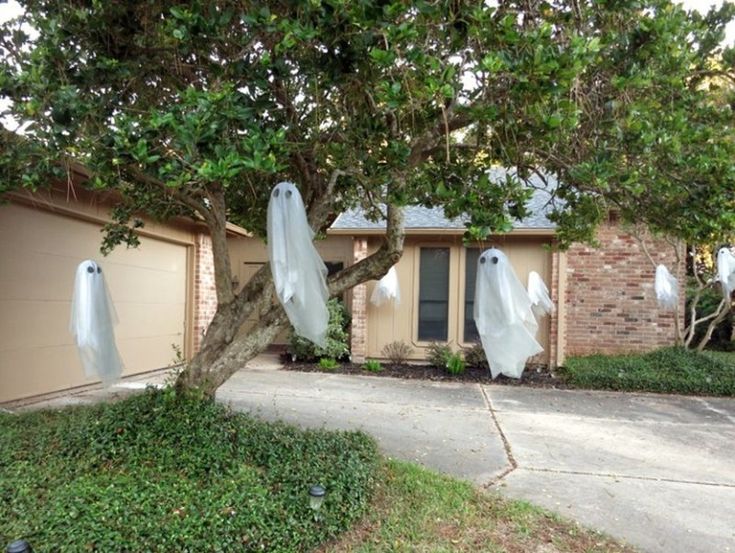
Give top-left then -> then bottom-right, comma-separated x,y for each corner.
285,189 -> 292,198
273,188 -> 280,197
87,266 -> 95,273
480,256 -> 486,264
97,267 -> 102,274
491,256 -> 499,264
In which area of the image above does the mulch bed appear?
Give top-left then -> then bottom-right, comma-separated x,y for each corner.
282,359 -> 571,389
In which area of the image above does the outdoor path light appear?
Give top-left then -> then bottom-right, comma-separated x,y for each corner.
6,540 -> 32,553
308,484 -> 326,512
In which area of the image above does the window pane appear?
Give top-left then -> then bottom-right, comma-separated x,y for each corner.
418,248 -> 450,341
464,249 -> 480,343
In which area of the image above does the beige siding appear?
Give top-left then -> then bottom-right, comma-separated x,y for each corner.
365,235 -> 553,362
0,202 -> 191,403
227,234 -> 353,344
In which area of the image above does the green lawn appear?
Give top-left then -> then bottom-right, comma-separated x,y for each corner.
1,390 -> 634,552
563,346 -> 735,396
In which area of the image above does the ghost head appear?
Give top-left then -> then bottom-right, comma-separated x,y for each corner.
370,266 -> 400,307
267,181 -> 329,347
69,260 -> 123,385
716,247 -> 735,299
473,248 -> 543,379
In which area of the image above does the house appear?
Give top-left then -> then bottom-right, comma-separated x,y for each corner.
0,176 -> 681,404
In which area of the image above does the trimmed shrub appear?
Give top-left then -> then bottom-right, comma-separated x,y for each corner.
319,357 -> 339,370
426,342 -> 452,369
563,347 -> 735,396
0,389 -> 379,552
381,340 -> 414,364
463,344 -> 489,370
288,298 -> 350,362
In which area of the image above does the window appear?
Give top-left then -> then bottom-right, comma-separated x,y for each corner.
464,249 -> 480,343
418,247 -> 450,341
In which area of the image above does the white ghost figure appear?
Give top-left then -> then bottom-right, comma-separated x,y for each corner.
654,264 -> 679,310
527,270 -> 554,320
69,260 -> 124,386
716,246 -> 735,299
474,248 -> 543,379
267,181 -> 329,347
370,266 -> 400,307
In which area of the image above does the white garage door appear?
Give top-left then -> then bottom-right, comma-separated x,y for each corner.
0,203 -> 189,403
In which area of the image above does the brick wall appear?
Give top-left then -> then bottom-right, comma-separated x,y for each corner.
193,232 -> 218,352
563,221 -> 683,357
350,238 -> 369,363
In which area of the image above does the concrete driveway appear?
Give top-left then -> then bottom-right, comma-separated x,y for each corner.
217,359 -> 735,553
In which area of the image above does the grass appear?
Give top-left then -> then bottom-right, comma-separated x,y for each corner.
1,390 -> 635,552
324,460 -> 634,553
563,346 -> 735,396
0,389 -> 378,552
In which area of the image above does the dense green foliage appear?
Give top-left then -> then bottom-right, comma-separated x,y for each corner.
445,352 -> 466,375
564,347 -> 735,396
288,298 -> 350,362
0,390 -> 379,552
363,359 -> 383,373
463,343 -> 490,371
426,342 -> 453,369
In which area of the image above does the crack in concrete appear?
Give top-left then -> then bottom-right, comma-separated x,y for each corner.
519,466 -> 735,489
479,385 -> 518,487
694,398 -> 735,425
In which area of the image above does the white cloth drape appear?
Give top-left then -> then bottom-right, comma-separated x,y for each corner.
654,264 -> 679,310
717,247 -> 735,299
527,270 -> 554,320
267,181 -> 329,347
69,260 -> 123,385
370,266 -> 400,307
474,248 -> 543,379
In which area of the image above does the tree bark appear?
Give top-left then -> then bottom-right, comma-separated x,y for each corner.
175,204 -> 405,398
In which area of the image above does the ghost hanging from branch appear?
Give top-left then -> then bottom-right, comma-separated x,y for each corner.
527,270 -> 554,321
474,249 -> 543,379
717,246 -> 735,299
654,264 -> 679,310
69,260 -> 124,386
267,181 -> 329,347
370,266 -> 400,307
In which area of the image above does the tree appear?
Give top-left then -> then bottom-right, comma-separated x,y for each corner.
2,0 -> 734,396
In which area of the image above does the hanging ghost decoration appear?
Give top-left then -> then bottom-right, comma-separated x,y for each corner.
267,181 -> 329,347
716,246 -> 735,299
527,270 -> 554,320
654,264 -> 679,310
69,260 -> 124,386
370,266 -> 400,307
474,249 -> 543,379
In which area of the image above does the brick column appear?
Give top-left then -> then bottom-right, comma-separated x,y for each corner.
547,248 -> 562,367
193,232 -> 218,353
350,238 -> 368,363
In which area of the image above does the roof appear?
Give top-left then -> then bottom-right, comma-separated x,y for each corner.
330,172 -> 557,235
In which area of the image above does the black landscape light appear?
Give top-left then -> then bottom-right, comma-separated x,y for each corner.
6,540 -> 32,553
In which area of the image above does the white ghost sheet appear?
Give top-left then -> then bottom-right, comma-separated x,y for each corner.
527,270 -> 554,320
716,247 -> 735,299
69,260 -> 124,386
370,266 -> 400,307
654,264 -> 679,310
267,181 -> 329,347
474,249 -> 543,379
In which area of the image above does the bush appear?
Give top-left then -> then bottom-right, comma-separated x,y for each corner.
0,389 -> 379,552
426,342 -> 452,369
363,359 -> 383,373
319,357 -> 339,370
563,347 -> 735,396
288,298 -> 350,362
381,340 -> 414,364
445,353 -> 466,375
463,343 -> 489,370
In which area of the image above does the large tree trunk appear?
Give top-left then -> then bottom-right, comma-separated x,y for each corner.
175,205 -> 405,398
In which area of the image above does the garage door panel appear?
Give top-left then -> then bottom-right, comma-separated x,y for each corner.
0,203 -> 189,403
